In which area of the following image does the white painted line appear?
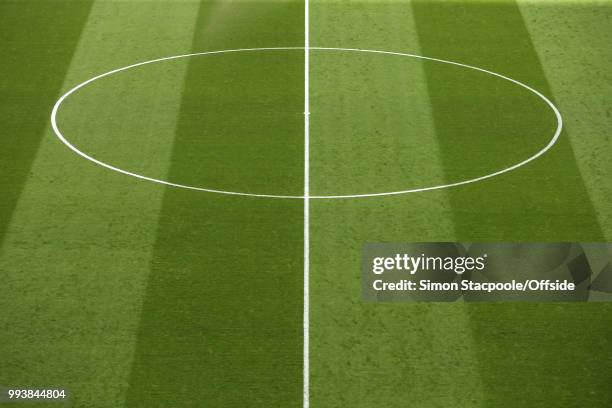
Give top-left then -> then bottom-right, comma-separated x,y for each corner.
50,47 -> 304,199
309,47 -> 564,199
50,47 -> 563,200
303,4 -> 310,408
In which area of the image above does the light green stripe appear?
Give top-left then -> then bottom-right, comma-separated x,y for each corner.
0,1 -> 200,406
311,1 -> 483,406
311,0 -> 455,235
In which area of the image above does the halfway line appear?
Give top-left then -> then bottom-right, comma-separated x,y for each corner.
303,0 -> 310,407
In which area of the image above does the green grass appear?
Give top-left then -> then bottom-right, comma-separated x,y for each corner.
1,0 -> 611,407
0,0 -> 94,245
124,3 -> 304,406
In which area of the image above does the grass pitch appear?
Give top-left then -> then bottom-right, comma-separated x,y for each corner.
1,0 -> 611,407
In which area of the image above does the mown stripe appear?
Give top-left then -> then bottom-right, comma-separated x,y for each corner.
519,0 -> 612,239
411,0 -> 603,241
310,1 -> 484,407
125,2 -> 305,407
0,0 -> 93,246
412,0 -> 612,406
0,1 -> 203,406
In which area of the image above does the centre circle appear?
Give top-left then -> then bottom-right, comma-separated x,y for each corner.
51,47 -> 562,199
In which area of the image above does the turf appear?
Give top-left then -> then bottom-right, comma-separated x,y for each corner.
124,2 -> 304,406
411,1 -> 612,405
0,0 -> 94,246
0,0 -> 611,407
311,1 -> 611,407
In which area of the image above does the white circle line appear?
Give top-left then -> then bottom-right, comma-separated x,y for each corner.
50,46 -> 563,200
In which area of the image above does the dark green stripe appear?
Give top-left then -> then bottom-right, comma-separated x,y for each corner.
125,2 -> 304,407
412,0 -> 603,241
412,1 -> 612,406
0,0 -> 93,245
